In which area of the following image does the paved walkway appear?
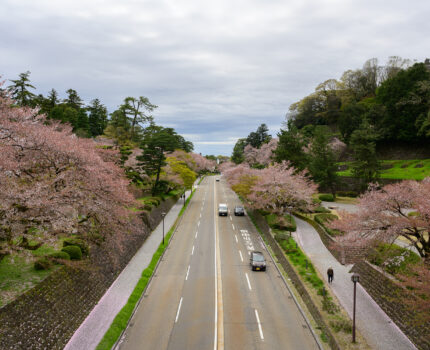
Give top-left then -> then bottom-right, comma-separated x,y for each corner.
292,217 -> 417,350
65,189 -> 193,350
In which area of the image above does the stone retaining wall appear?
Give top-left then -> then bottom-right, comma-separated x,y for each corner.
247,208 -> 341,350
0,197 -> 177,350
351,261 -> 430,350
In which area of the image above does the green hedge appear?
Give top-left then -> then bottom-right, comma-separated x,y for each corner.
61,245 -> 82,260
336,191 -> 358,198
63,238 -> 89,256
318,194 -> 334,202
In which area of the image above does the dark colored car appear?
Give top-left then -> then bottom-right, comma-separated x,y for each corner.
250,251 -> 266,271
234,206 -> 245,216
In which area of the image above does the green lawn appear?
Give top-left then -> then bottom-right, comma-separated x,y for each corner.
0,254 -> 54,307
337,159 -> 430,180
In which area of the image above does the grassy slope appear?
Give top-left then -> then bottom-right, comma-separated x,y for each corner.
337,159 -> 430,180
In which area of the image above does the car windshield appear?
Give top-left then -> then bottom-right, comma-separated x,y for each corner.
253,254 -> 265,262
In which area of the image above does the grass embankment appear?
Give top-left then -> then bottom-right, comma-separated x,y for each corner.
96,189 -> 195,350
337,159 -> 430,180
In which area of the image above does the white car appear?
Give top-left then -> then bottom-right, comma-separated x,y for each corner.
218,203 -> 228,216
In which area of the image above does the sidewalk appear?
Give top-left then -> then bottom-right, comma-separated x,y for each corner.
65,189 -> 192,350
292,217 -> 417,350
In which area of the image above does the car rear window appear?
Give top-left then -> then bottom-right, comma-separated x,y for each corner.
253,254 -> 265,262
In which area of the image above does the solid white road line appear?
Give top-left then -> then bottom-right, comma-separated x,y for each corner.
175,297 -> 183,323
255,309 -> 264,340
185,265 -> 190,280
245,273 -> 252,291
239,250 -> 243,262
235,235 -> 238,243
191,245 -> 194,255
232,224 -> 235,230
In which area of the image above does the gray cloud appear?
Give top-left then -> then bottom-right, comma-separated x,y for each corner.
1,0 -> 429,155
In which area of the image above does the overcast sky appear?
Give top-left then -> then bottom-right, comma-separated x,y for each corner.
1,0 -> 429,155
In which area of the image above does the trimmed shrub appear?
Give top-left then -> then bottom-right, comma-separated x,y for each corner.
34,258 -> 52,270
314,206 -> 331,214
48,251 -> 71,261
61,245 -> 82,260
318,194 -> 334,202
63,238 -> 89,255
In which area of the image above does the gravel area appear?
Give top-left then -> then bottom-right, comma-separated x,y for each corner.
292,217 -> 417,350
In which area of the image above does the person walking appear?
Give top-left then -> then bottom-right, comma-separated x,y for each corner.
327,267 -> 334,284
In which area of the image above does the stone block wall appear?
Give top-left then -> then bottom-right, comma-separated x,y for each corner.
0,197 -> 177,350
351,261 -> 430,350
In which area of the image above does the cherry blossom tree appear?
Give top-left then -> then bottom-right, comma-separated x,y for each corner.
247,161 -> 317,214
223,161 -> 317,214
243,138 -> 278,167
330,179 -> 430,260
0,80 -> 140,260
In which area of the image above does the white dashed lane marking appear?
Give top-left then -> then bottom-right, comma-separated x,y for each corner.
245,273 -> 252,291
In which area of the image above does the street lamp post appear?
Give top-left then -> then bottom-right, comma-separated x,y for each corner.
161,212 -> 166,245
351,273 -> 360,343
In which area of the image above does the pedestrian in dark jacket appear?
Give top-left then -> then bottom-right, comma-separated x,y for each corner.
327,267 -> 334,284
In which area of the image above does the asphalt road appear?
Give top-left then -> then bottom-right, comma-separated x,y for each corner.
117,176 -> 319,350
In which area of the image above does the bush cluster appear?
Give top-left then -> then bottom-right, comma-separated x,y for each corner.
63,238 -> 89,256
61,245 -> 82,260
318,194 -> 335,202
34,258 -> 52,270
313,206 -> 331,214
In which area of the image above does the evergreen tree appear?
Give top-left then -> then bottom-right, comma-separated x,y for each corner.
137,125 -> 181,195
274,121 -> 309,172
350,119 -> 381,189
231,138 -> 247,164
121,96 -> 157,141
308,126 -> 339,197
246,123 -> 271,148
8,71 -> 36,106
64,88 -> 84,110
88,98 -> 108,137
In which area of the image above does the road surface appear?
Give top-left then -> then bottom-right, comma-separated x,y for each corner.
117,176 -> 319,350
